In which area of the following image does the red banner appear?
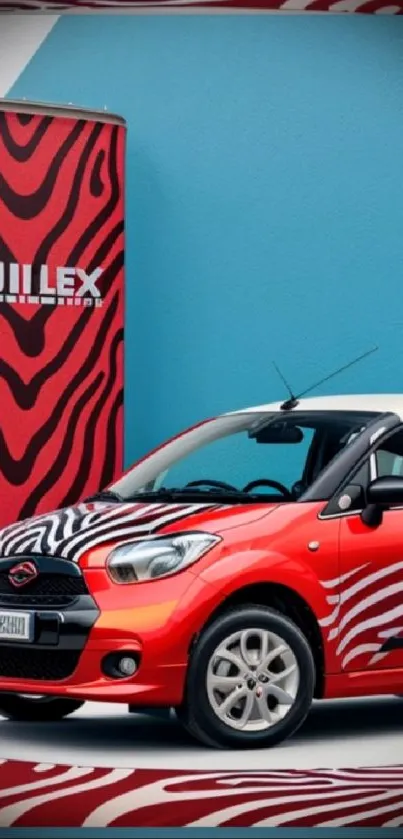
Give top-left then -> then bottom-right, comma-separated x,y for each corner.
0,102 -> 126,527
0,0 -> 402,12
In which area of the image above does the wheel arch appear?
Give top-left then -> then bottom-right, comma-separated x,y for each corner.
193,581 -> 325,698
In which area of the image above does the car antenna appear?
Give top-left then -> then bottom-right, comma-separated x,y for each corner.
275,345 -> 379,411
272,361 -> 299,411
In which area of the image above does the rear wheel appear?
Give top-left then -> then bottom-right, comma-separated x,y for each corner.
0,694 -> 84,721
176,605 -> 315,749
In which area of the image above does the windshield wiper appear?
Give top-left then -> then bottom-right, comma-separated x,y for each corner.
86,486 -> 279,505
84,489 -> 124,503
127,486 -> 255,502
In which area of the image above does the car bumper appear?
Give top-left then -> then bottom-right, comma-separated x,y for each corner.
0,642 -> 188,705
0,566 -> 220,707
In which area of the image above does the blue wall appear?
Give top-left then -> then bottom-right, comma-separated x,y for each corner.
9,15 -> 403,467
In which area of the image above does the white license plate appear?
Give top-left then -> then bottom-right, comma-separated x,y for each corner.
0,610 -> 33,642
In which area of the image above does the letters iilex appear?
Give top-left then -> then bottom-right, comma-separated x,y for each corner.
0,263 -> 104,307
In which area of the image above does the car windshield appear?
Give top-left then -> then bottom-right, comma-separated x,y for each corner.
107,409 -> 379,504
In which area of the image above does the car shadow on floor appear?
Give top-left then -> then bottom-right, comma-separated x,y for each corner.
0,696 -> 401,756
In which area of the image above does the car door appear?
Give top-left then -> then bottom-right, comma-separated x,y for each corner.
337,426 -> 403,673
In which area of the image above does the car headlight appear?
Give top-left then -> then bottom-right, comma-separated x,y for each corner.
106,531 -> 221,584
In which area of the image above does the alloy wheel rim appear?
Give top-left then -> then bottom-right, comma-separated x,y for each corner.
206,627 -> 300,732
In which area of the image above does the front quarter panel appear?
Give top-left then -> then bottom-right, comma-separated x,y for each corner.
195,501 -> 342,674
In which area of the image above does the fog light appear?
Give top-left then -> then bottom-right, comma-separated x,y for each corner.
101,652 -> 140,679
118,656 -> 137,677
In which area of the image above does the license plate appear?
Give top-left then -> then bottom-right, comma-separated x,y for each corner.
0,610 -> 33,642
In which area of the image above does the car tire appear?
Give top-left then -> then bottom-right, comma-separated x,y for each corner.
0,694 -> 84,721
176,604 -> 315,750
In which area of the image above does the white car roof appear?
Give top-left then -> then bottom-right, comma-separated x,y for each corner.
228,394 -> 403,421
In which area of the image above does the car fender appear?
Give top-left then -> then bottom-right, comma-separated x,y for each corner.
195,549 -> 337,670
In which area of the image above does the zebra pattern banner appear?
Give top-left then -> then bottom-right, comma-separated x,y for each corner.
0,103 -> 126,529
0,501 -> 220,562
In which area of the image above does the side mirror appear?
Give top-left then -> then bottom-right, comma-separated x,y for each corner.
367,476 -> 403,506
362,476 -> 403,527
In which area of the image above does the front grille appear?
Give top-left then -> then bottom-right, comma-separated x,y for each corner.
0,570 -> 88,609
0,646 -> 80,681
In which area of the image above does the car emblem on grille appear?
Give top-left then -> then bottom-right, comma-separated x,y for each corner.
8,561 -> 38,588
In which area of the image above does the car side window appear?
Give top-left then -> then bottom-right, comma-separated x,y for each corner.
349,428 -> 403,496
319,424 -> 403,518
373,428 -> 403,479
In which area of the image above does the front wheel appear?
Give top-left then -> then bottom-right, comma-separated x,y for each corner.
176,605 -> 315,749
0,694 -> 84,721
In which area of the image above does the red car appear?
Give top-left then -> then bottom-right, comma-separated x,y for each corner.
0,394 -> 403,750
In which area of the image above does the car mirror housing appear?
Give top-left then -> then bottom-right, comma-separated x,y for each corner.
361,476 -> 403,528
367,476 -> 403,507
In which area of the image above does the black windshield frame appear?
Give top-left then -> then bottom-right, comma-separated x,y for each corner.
108,408 -> 391,505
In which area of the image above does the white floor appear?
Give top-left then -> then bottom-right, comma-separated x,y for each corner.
0,696 -> 402,771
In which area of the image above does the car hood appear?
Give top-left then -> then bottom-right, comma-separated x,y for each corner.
0,499 -> 280,565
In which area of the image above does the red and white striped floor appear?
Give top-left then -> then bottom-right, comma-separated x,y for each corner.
0,760 -> 402,827
0,698 -> 402,827
1,1 -> 402,13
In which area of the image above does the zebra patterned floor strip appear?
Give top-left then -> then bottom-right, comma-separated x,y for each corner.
0,760 -> 401,827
